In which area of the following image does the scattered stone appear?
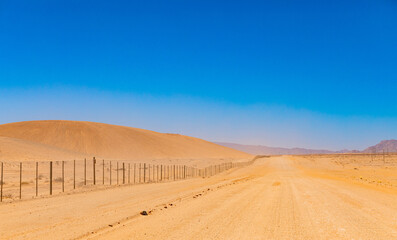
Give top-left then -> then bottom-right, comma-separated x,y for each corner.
140,211 -> 148,216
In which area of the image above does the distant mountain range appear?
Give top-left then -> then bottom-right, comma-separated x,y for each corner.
362,139 -> 397,153
215,140 -> 397,155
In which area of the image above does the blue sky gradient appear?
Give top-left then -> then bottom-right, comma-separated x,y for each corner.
1,0 -> 397,150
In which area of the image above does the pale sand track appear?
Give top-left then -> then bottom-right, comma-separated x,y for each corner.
1,156 -> 396,240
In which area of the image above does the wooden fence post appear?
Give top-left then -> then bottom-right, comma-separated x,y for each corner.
19,162 -> 22,199
93,157 -> 96,185
36,162 -> 38,197
160,165 -> 163,181
62,161 -> 65,192
139,163 -> 141,183
117,162 -> 119,185
149,164 -> 151,182
103,159 -> 105,185
144,163 -> 146,183
73,160 -> 76,189
148,164 -> 150,182
110,161 -> 112,185
123,162 -> 125,184
0,162 -> 3,202
50,161 -> 53,195
84,158 -> 87,185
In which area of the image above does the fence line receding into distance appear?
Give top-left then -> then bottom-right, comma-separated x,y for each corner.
0,158 -> 254,202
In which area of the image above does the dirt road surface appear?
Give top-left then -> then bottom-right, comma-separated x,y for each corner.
1,156 -> 396,240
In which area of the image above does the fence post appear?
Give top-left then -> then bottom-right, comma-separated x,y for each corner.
93,157 -> 96,185
144,163 -> 146,183
84,158 -> 87,185
139,163 -> 141,183
0,162 -> 3,202
62,161 -> 65,192
123,162 -> 125,184
19,162 -> 22,199
157,165 -> 159,182
110,161 -> 112,185
50,161 -> 53,195
103,159 -> 105,185
148,164 -> 150,182
134,163 -> 136,184
36,162 -> 38,197
128,163 -> 130,184
73,160 -> 76,189
117,162 -> 119,185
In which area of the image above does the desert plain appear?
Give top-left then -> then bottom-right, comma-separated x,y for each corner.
0,121 -> 397,240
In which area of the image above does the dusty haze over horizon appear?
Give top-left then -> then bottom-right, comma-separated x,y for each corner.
2,88 -> 397,151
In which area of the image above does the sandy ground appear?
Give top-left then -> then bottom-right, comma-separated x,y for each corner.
1,155 -> 397,240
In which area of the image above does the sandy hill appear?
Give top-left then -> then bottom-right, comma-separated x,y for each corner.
362,140 -> 397,153
0,121 -> 251,162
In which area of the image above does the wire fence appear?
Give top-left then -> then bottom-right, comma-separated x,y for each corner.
0,157 -> 254,202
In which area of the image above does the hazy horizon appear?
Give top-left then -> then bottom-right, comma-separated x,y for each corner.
1,87 -> 397,151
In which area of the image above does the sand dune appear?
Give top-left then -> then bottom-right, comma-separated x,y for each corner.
0,136 -> 87,161
0,120 -> 251,162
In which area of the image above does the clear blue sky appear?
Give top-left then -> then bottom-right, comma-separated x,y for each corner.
1,0 -> 397,150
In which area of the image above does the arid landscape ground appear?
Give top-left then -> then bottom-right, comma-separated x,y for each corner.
1,121 -> 397,239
